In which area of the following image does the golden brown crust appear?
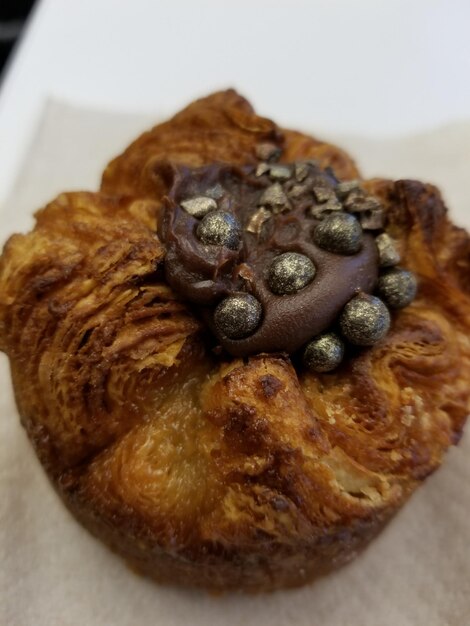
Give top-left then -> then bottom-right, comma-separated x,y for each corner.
101,90 -> 359,200
1,90 -> 470,591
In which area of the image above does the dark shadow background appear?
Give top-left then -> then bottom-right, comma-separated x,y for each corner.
0,0 -> 36,76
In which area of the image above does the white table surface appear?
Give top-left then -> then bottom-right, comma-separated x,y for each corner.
1,0 -> 470,208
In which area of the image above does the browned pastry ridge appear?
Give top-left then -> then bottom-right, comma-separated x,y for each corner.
1,90 -> 470,591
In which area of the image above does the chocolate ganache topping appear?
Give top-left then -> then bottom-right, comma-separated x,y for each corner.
158,146 -> 417,370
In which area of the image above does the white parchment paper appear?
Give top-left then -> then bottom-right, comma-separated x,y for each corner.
1,102 -> 469,626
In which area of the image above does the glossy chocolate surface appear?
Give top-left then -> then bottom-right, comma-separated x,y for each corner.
159,162 -> 379,356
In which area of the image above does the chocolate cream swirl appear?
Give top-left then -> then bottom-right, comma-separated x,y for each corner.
158,161 -> 380,357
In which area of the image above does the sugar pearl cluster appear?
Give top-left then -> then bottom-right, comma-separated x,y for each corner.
176,143 -> 417,372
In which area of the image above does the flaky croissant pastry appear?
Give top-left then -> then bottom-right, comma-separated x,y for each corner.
1,90 -> 470,592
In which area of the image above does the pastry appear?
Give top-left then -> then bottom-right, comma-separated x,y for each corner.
1,90 -> 469,592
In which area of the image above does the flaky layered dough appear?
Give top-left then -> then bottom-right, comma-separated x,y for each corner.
1,91 -> 470,591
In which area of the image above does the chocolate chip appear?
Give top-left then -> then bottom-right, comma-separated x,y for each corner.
309,198 -> 343,219
313,185 -> 337,203
336,180 -> 361,199
294,162 -> 310,182
376,233 -> 401,267
246,207 -> 272,235
269,164 -> 292,181
205,184 -> 225,200
258,183 -> 291,213
343,189 -> 366,209
360,208 -> 385,230
256,163 -> 271,177
255,143 -> 282,162
288,184 -> 310,199
181,196 -> 218,218
346,194 -> 382,213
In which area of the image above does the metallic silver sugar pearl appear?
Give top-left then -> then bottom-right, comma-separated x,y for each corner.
258,183 -> 290,213
313,212 -> 363,255
255,143 -> 282,162
377,268 -> 418,309
303,333 -> 345,373
214,294 -> 262,339
196,211 -> 242,250
376,233 -> 401,267
268,252 -> 316,295
340,294 -> 391,346
181,196 -> 217,218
